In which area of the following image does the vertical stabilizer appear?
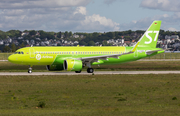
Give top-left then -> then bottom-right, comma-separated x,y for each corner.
138,21 -> 161,48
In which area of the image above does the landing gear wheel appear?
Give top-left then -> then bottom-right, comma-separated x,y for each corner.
87,68 -> 94,73
28,66 -> 33,73
28,70 -> 32,73
75,71 -> 82,73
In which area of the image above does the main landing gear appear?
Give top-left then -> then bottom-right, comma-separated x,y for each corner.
75,62 -> 94,73
75,68 -> 94,73
87,68 -> 94,73
28,65 -> 33,73
86,62 -> 94,73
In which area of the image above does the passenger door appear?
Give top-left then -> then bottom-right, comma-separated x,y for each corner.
29,48 -> 35,58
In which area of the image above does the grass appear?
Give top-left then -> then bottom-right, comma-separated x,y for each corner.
0,74 -> 180,115
1,61 -> 180,72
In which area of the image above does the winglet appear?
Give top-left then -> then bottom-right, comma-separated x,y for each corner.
131,42 -> 139,52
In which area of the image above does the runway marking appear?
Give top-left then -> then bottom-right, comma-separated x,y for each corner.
0,71 -> 180,75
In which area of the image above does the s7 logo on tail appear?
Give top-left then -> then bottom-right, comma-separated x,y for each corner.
145,31 -> 159,44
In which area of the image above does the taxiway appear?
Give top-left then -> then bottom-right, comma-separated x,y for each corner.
0,71 -> 180,75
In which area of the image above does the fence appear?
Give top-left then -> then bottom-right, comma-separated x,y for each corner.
0,53 -> 12,60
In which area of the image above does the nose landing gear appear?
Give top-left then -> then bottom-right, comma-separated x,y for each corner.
28,65 -> 33,73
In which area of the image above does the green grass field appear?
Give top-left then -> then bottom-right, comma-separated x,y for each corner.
1,53 -> 180,115
0,74 -> 180,116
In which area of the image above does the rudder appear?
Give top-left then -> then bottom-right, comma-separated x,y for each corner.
138,21 -> 161,48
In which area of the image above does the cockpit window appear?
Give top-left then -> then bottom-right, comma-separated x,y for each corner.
14,51 -> 24,54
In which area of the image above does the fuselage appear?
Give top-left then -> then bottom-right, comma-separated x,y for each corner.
8,46 -> 164,66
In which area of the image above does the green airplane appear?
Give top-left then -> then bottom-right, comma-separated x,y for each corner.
8,20 -> 164,73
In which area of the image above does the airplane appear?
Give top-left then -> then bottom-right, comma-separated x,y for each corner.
8,20 -> 164,73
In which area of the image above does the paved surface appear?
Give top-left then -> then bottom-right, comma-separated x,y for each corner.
0,71 -> 180,76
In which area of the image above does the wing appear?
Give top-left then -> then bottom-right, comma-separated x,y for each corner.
77,42 -> 139,63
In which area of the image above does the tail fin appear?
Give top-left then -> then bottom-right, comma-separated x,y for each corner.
138,20 -> 161,48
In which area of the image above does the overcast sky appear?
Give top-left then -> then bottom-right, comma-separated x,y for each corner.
0,0 -> 180,32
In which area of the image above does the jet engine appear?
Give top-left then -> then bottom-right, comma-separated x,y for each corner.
63,59 -> 82,71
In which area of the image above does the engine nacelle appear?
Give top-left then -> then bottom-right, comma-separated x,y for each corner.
46,64 -> 64,71
63,59 -> 82,71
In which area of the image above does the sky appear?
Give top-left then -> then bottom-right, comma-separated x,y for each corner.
0,0 -> 180,32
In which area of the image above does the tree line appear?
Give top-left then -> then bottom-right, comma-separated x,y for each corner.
0,29 -> 180,52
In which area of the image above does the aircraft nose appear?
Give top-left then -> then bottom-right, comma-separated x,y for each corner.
8,55 -> 14,62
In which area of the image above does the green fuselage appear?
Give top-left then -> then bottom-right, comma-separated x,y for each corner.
8,46 -> 164,66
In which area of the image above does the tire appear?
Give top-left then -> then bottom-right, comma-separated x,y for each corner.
75,71 -> 82,73
28,70 -> 32,73
87,68 -> 94,73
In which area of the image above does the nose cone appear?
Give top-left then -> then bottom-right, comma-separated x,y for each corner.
8,55 -> 15,63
